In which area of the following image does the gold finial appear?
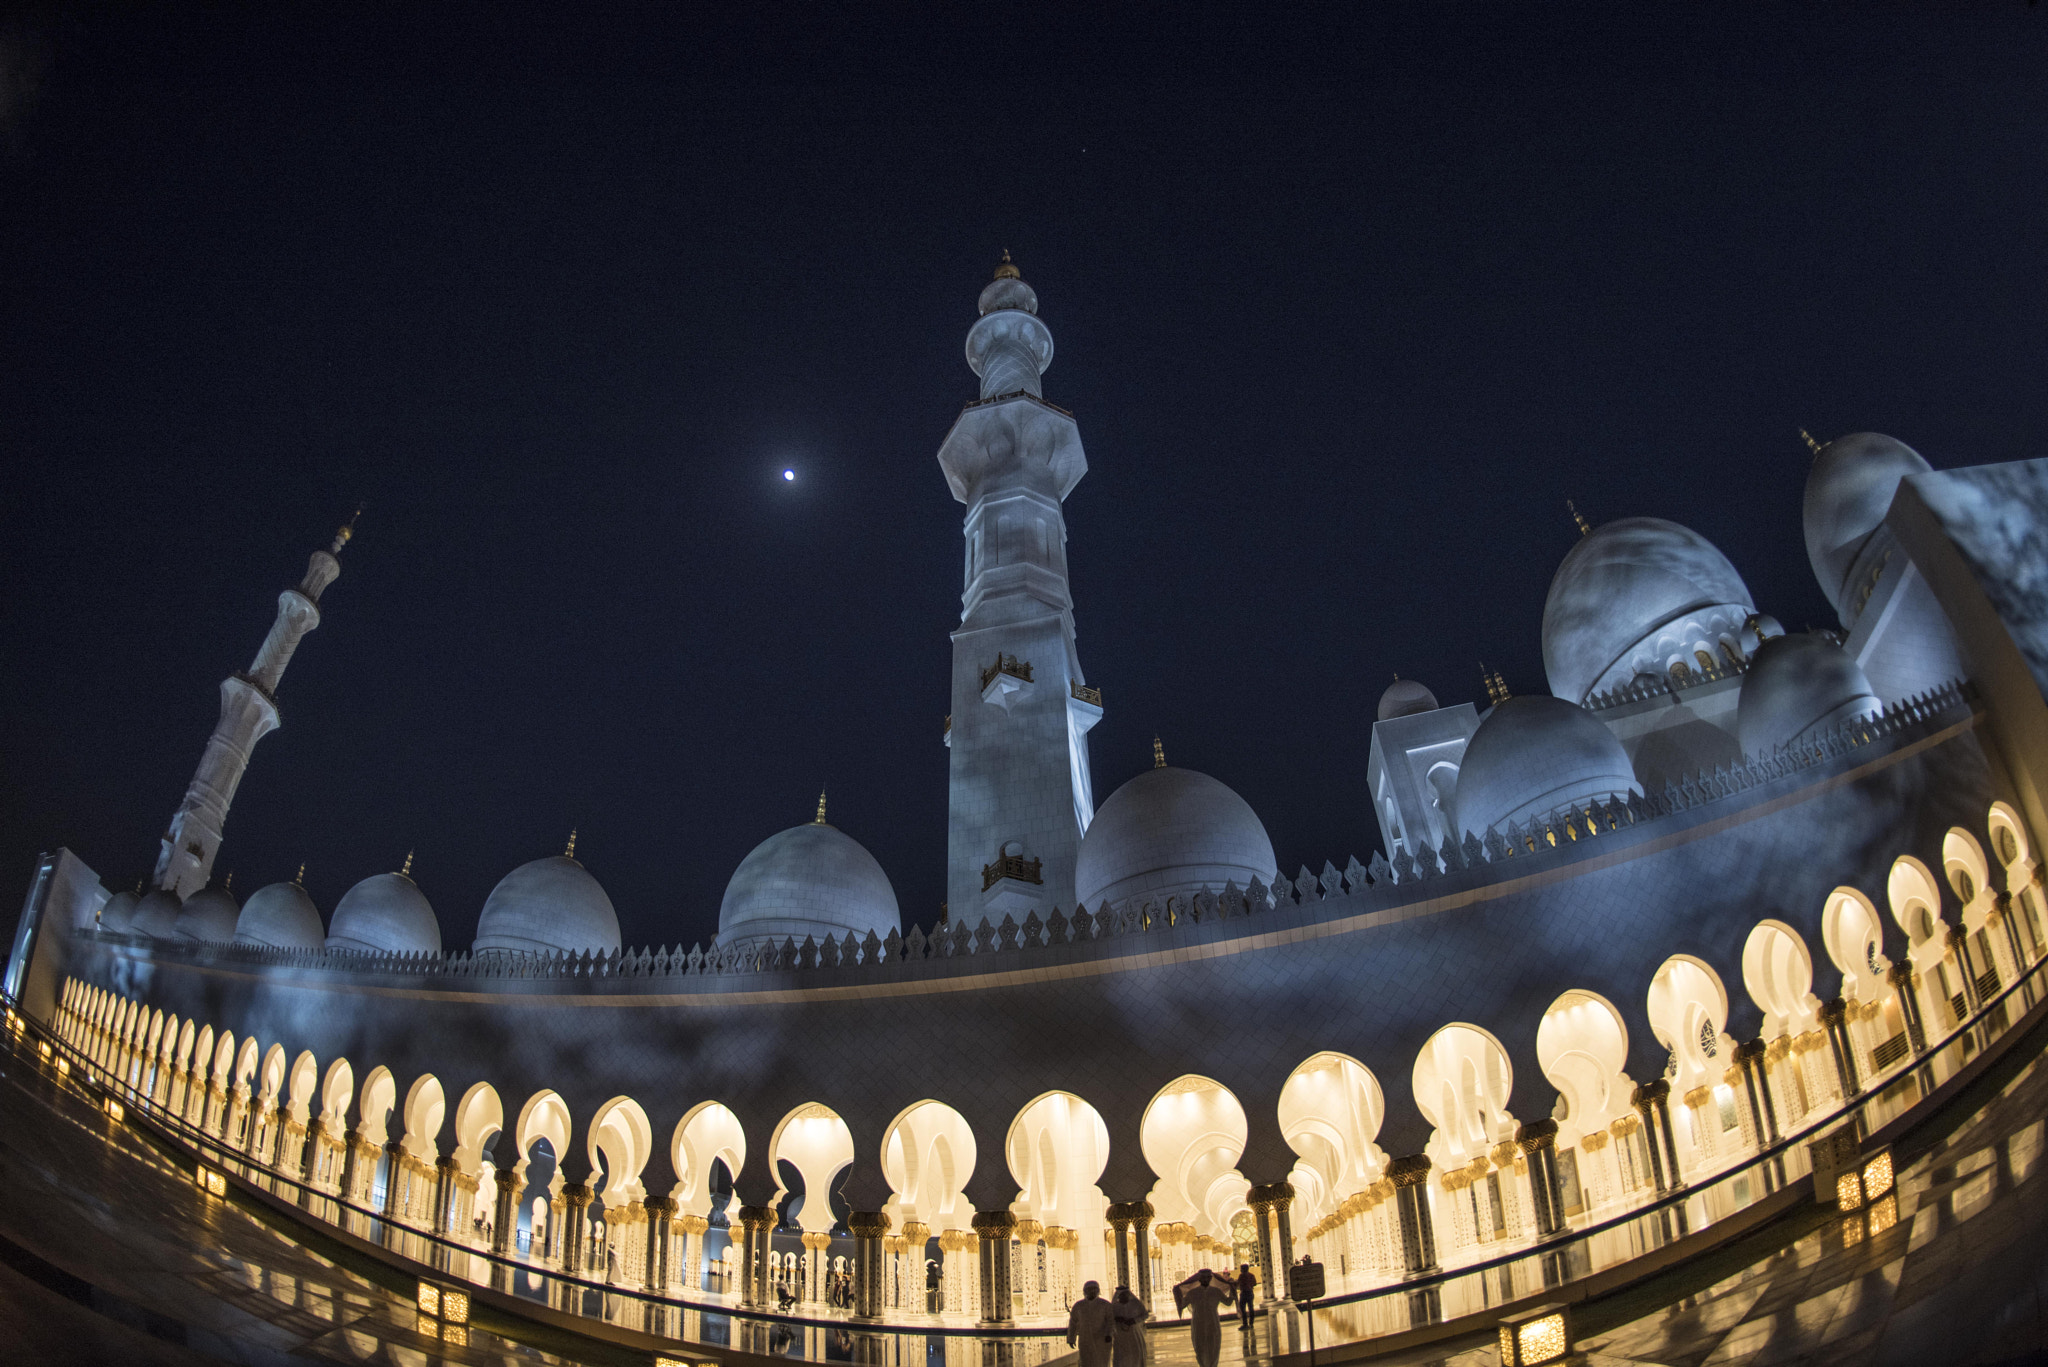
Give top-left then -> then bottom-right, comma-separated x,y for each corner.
223,871 -> 233,894
565,828 -> 578,859
332,503 -> 362,554
815,790 -> 828,825
1494,668 -> 1511,702
1568,500 -> 1591,538
1800,428 -> 1822,457
399,850 -> 414,878
993,248 -> 1021,281
1152,736 -> 1166,769
294,863 -> 306,887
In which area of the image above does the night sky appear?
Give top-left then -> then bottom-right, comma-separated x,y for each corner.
4,6 -> 2045,953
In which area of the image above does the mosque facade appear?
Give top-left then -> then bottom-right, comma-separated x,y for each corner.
13,256 -> 2048,1342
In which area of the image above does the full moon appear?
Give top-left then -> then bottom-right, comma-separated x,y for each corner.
782,469 -> 795,481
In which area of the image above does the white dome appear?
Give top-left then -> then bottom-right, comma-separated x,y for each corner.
475,855 -> 621,956
1452,695 -> 1642,836
718,822 -> 901,948
131,887 -> 182,939
1378,678 -> 1440,722
327,872 -> 441,956
1737,633 -> 1882,758
99,889 -> 139,933
234,881 -> 325,950
1541,517 -> 1755,704
1074,766 -> 1278,910
1803,433 -> 1932,619
173,885 -> 240,942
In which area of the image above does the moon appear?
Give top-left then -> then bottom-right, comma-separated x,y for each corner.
782,469 -> 796,482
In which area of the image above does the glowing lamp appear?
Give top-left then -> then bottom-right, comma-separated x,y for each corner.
416,1282 -> 441,1318
1867,1192 -> 1899,1234
1497,1303 -> 1571,1365
55,1057 -> 70,1076
38,1041 -> 51,1059
1835,1170 -> 1864,1210
417,1280 -> 469,1330
104,1097 -> 124,1122
196,1165 -> 227,1197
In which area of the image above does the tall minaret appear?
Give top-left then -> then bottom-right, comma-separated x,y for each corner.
153,512 -> 356,897
939,254 -> 1101,922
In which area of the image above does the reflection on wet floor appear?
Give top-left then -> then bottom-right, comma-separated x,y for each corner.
6,1023 -> 2048,1367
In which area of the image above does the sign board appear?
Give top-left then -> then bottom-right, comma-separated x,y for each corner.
1287,1259 -> 1325,1302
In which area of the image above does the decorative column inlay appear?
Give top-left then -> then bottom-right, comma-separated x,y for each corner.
972,1210 -> 1018,1325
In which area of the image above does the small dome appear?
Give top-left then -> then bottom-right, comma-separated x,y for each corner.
131,887 -> 182,939
234,881 -> 325,950
327,872 -> 442,956
173,885 -> 240,943
719,822 -> 901,948
98,889 -> 139,933
1074,766 -> 1279,910
475,855 -> 621,956
1541,517 -> 1755,704
1452,695 -> 1641,836
1377,678 -> 1440,722
1803,433 -> 1932,617
1737,633 -> 1882,757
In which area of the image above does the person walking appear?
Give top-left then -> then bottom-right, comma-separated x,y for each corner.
1111,1284 -> 1148,1367
1233,1264 -> 1258,1331
1174,1269 -> 1230,1367
1066,1280 -> 1116,1367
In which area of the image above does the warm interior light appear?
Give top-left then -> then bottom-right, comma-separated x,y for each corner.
440,1288 -> 469,1324
416,1312 -> 440,1336
416,1281 -> 441,1317
1862,1150 -> 1894,1201
442,1324 -> 468,1348
38,1041 -> 51,1059
1517,1313 -> 1569,1364
1835,1171 -> 1864,1209
105,1098 -> 124,1121
55,1057 -> 70,1076
1867,1192 -> 1899,1234
205,1170 -> 227,1197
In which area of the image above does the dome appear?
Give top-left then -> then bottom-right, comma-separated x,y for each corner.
474,855 -> 621,956
1541,517 -> 1755,705
327,872 -> 441,956
1736,633 -> 1882,758
172,885 -> 240,943
1452,695 -> 1642,836
1074,765 -> 1279,910
131,887 -> 182,939
718,822 -> 901,948
98,889 -> 139,933
1377,678 -> 1440,722
1803,433 -> 1932,618
234,880 -> 325,950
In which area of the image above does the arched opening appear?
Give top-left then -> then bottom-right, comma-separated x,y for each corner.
672,1101 -> 746,1291
1891,855 -> 1964,1033
1278,1052 -> 1386,1202
1536,990 -> 1631,1216
1741,920 -> 1818,1040
1412,1024 -> 1517,1258
768,1102 -> 854,1234
1139,1075 -> 1250,1246
1006,1090 -> 1110,1299
587,1096 -> 654,1281
1988,802 -> 2045,966
1646,955 -> 1740,1171
1821,887 -> 1888,1001
882,1099 -> 976,1230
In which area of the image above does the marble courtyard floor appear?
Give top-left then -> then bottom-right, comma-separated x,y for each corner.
5,1016 -> 2048,1367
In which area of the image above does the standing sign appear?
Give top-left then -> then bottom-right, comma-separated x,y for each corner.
1288,1258 -> 1325,1367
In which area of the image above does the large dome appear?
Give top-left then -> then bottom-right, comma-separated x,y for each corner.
172,885 -> 240,942
474,855 -> 621,956
1736,633 -> 1882,758
1074,765 -> 1278,910
718,821 -> 901,948
1541,517 -> 1755,705
327,871 -> 442,956
99,889 -> 139,933
1452,695 -> 1642,837
1803,432 -> 1932,619
234,880 -> 325,950
131,887 -> 183,939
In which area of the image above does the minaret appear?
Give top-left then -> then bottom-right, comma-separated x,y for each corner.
938,254 -> 1101,921
153,512 -> 356,897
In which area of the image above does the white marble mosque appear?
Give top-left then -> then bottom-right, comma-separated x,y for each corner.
14,253 -> 2048,1345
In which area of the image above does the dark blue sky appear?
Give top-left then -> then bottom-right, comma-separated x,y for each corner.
4,5 -> 2045,951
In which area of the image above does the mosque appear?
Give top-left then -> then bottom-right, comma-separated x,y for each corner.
12,253 -> 2048,1354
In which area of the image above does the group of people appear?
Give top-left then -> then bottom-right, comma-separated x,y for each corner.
1065,1265 -> 1258,1367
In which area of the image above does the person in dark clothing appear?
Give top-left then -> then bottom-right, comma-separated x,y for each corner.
1233,1264 -> 1257,1330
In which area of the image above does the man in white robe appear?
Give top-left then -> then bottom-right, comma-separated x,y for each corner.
1067,1280 -> 1115,1367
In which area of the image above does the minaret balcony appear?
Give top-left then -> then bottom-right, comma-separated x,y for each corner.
981,843 -> 1045,920
980,654 -> 1034,710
